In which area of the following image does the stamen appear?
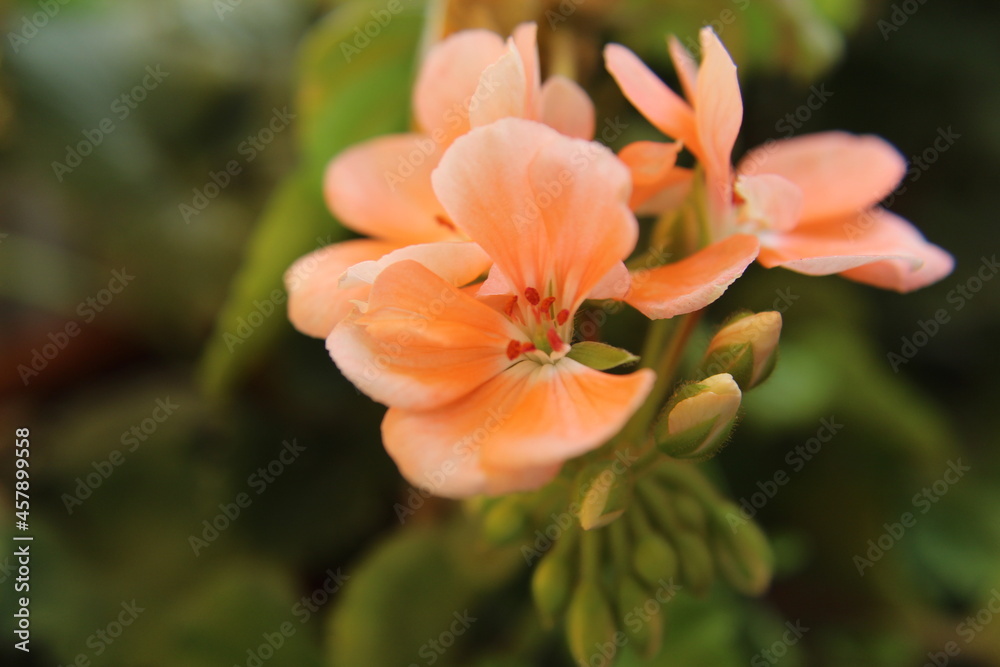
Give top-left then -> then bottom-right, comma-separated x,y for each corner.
503,295 -> 518,317
506,340 -> 521,360
520,342 -> 536,354
524,287 -> 541,306
435,215 -> 457,231
556,309 -> 570,325
539,296 -> 555,311
546,328 -> 566,352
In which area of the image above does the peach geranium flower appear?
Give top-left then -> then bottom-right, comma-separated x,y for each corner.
328,118 -> 756,497
605,28 -> 953,292
285,22 -> 596,338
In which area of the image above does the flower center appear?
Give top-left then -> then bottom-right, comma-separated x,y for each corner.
504,286 -> 574,363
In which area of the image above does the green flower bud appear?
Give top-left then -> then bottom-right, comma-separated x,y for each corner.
576,461 -> 631,530
632,533 -> 679,587
481,497 -> 527,545
617,575 -> 663,659
672,491 -> 708,536
567,581 -> 618,667
702,311 -> 782,389
672,531 -> 715,597
654,374 -> 741,460
711,504 -> 774,595
532,549 -> 574,627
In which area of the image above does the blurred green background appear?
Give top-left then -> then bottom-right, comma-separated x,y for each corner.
1,0 -> 999,665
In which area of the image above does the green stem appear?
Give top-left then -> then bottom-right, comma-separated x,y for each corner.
618,312 -> 703,450
580,527 -> 602,581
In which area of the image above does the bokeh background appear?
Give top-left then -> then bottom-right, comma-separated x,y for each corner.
2,0 -> 999,665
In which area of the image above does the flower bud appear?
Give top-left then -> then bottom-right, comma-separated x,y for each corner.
672,491 -> 708,536
481,497 -> 527,545
702,311 -> 782,389
672,530 -> 715,597
711,504 -> 774,595
531,541 -> 575,627
632,533 -> 679,587
576,461 -> 631,530
654,374 -> 741,460
566,580 -> 618,667
617,575 -> 663,658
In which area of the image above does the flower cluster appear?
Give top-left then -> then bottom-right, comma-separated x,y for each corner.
285,23 -> 951,499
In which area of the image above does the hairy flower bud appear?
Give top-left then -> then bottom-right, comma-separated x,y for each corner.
702,311 -> 782,389
654,374 -> 741,459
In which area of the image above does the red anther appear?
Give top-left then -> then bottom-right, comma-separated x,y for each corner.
556,309 -> 570,325
524,287 -> 541,306
546,328 -> 565,352
435,215 -> 457,231
520,342 -> 536,354
539,296 -> 555,312
506,340 -> 521,360
503,295 -> 518,317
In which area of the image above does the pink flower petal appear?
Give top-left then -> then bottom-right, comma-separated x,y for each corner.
626,235 -> 760,319
327,260 -> 522,412
737,132 -> 906,223
735,174 -> 803,232
539,75 -> 596,139
285,239 -> 401,338
757,208 -> 954,292
413,30 -> 508,143
432,118 -> 637,310
324,134 -> 455,244
604,43 -> 701,156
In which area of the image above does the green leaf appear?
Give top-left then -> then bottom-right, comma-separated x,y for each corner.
196,4 -> 423,397
567,341 -> 640,371
326,522 -> 523,667
196,174 -> 334,397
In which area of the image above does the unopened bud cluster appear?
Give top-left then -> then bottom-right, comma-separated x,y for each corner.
527,466 -> 772,666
